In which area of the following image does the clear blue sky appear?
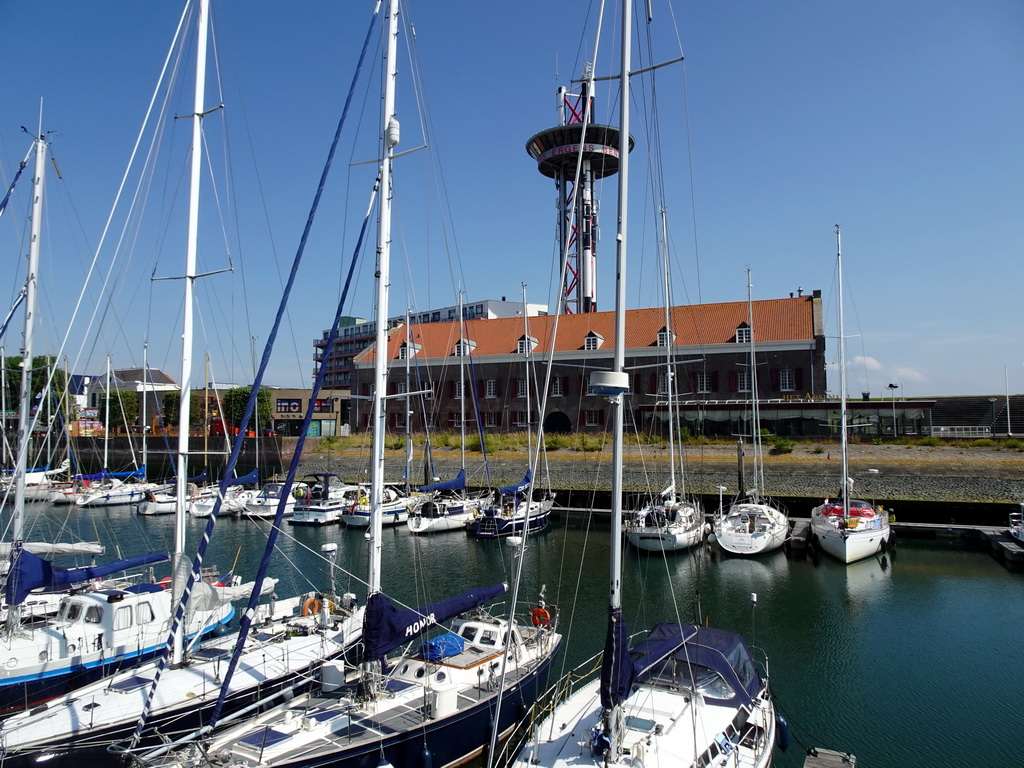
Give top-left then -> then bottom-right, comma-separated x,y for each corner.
2,0 -> 1021,399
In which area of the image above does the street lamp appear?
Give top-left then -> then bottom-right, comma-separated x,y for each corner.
886,383 -> 899,437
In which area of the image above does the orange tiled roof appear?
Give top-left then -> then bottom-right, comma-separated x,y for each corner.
355,296 -> 816,363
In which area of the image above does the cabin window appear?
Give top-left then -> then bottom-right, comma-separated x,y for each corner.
779,367 -> 795,392
435,672 -> 447,682
85,606 -> 102,624
481,630 -> 497,646
460,625 -> 478,642
136,602 -> 155,624
114,605 -> 133,631
63,602 -> 81,622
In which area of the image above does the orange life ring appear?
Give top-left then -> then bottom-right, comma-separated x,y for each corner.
531,607 -> 551,627
302,597 -> 321,616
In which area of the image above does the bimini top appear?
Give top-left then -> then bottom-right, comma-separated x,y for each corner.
630,622 -> 763,708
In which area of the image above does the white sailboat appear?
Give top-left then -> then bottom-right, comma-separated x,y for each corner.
124,5 -> 560,767
713,271 -> 790,557
810,227 -> 894,564
512,3 -> 778,765
625,217 -> 704,553
1010,503 -> 1024,545
0,3 -> 363,757
0,118 -> 231,715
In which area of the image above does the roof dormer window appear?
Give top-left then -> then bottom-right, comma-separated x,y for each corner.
656,328 -> 676,347
454,338 -> 477,357
584,332 -> 604,351
517,336 -> 538,355
736,324 -> 751,344
398,342 -> 422,360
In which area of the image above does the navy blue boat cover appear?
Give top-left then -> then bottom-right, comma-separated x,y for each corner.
4,549 -> 169,604
231,467 -> 259,486
419,468 -> 466,493
498,470 -> 531,496
600,606 -> 635,709
629,622 -> 762,707
363,582 -> 507,662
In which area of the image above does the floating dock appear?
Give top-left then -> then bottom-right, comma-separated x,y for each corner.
804,747 -> 857,767
979,529 -> 1024,571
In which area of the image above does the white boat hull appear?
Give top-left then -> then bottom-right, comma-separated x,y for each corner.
715,502 -> 789,556
810,506 -> 891,564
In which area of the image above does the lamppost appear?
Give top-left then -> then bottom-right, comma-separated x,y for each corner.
887,383 -> 899,437
988,397 -> 997,436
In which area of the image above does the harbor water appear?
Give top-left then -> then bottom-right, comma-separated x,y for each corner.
14,501 -> 1024,767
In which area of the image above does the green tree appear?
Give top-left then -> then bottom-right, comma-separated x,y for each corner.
100,390 -> 139,432
221,387 -> 271,433
2,355 -> 70,421
160,391 -> 205,431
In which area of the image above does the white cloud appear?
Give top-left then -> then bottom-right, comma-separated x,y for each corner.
892,366 -> 925,383
851,355 -> 882,371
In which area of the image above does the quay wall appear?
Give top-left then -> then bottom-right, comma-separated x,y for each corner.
288,439 -> 1024,507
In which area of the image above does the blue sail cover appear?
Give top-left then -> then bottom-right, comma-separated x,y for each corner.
363,582 -> 507,662
188,467 -> 209,483
231,467 -> 259,485
498,470 -> 531,496
419,468 -> 466,493
630,623 -> 760,707
4,549 -> 169,605
106,466 -> 146,479
600,606 -> 635,709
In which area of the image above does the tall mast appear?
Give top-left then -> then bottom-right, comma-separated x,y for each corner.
11,127 -> 47,566
141,341 -> 148,476
520,283 -> 532,461
458,292 -> 466,470
836,226 -> 849,517
171,0 -> 210,665
368,0 -> 400,597
660,209 -> 677,503
404,309 -> 412,497
104,355 -> 111,471
746,269 -> 763,499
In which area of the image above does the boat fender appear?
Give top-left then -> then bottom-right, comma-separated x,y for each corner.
302,597 -> 322,616
775,712 -> 790,751
531,607 -> 551,627
420,746 -> 433,768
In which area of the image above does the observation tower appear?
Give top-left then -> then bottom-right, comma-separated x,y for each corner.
526,76 -> 633,314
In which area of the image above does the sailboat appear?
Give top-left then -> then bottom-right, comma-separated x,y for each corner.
512,3 -> 779,765
810,227 -> 894,564
1010,503 -> 1024,545
625,214 -> 704,553
123,4 -> 560,766
407,301 -> 489,534
0,3 -> 365,757
713,271 -> 790,557
0,121 -> 232,714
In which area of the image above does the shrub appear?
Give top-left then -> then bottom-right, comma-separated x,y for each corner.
917,436 -> 943,447
1004,439 -> 1023,450
812,444 -> 825,454
768,438 -> 796,455
971,438 -> 994,448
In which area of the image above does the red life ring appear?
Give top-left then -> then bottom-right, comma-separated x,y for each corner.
531,607 -> 551,627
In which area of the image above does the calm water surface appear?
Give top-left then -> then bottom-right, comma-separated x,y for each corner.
19,503 -> 1024,767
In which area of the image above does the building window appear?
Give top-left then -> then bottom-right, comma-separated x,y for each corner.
736,326 -> 751,344
696,372 -> 711,394
485,379 -> 497,399
454,340 -> 475,356
584,333 -> 603,351
738,370 -> 751,393
395,410 -> 408,430
396,381 -> 407,395
513,411 -> 528,428
454,380 -> 463,400
657,329 -> 675,347
550,377 -> 564,398
516,378 -> 528,398
517,339 -> 531,355
658,372 -> 669,395
424,382 -> 435,400
399,345 -> 409,360
586,375 -> 595,396
484,411 -> 498,428
450,412 -> 463,428
779,368 -> 795,392
585,410 -> 600,427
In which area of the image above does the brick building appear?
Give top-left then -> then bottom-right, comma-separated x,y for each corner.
351,292 -> 828,437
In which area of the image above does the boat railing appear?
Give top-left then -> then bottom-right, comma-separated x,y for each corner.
491,648 -> 605,765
